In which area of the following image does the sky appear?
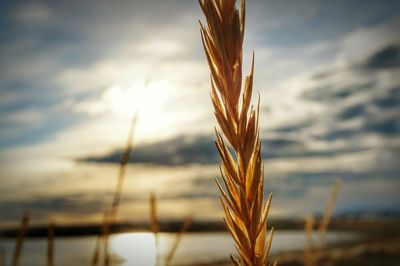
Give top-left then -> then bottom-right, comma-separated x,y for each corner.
0,0 -> 399,226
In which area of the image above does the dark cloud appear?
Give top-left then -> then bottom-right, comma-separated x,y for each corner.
302,43 -> 400,104
84,134 -> 219,166
333,85 -> 399,122
364,116 -> 400,136
364,44 -> 400,70
267,169 -> 400,201
0,193 -> 109,221
337,104 -> 367,120
372,86 -> 400,108
296,40 -> 400,148
81,133 -> 371,166
318,115 -> 400,141
301,82 -> 373,102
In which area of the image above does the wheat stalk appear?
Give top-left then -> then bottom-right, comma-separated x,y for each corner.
199,0 -> 273,265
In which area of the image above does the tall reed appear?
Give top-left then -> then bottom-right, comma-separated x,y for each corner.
199,0 -> 273,265
11,212 -> 29,266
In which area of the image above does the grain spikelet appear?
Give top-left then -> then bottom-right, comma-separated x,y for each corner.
199,0 -> 273,264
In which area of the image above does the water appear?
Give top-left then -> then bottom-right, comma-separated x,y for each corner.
0,231 -> 361,266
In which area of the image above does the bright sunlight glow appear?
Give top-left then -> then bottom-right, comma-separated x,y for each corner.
111,232 -> 156,265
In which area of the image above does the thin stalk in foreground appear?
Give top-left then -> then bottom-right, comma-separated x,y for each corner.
103,116 -> 137,266
12,212 -> 29,266
47,221 -> 54,266
150,193 -> 159,265
165,214 -> 193,266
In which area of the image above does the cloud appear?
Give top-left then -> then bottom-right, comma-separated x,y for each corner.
363,44 -> 400,70
82,134 -> 219,166
295,36 -> 400,145
0,193 -> 107,222
1,1 -> 400,224
81,133 -> 372,166
12,2 -> 52,24
0,0 -> 207,150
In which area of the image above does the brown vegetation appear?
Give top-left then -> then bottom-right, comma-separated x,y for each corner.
199,0 -> 274,265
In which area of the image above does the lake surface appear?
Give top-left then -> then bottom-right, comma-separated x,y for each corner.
0,231 -> 362,266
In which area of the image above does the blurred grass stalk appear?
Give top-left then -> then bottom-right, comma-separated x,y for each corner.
150,193 -> 160,265
199,0 -> 274,265
165,214 -> 194,266
304,179 -> 342,266
11,212 -> 29,266
47,221 -> 54,266
90,116 -> 136,266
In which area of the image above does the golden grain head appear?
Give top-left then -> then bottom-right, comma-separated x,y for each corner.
199,0 -> 273,265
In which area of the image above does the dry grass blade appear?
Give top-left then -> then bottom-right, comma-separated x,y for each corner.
199,0 -> 273,264
165,214 -> 194,266
317,179 -> 342,248
150,193 -> 160,265
12,212 -> 29,266
91,234 -> 101,266
109,116 -> 137,223
304,179 -> 341,266
102,116 -> 137,266
91,208 -> 110,266
304,215 -> 315,266
47,221 -> 54,266
314,179 -> 342,263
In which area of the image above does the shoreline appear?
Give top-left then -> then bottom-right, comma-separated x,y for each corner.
1,218 -> 399,238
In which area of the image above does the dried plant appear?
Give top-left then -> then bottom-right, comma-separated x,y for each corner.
199,0 -> 274,265
47,221 -> 54,266
103,116 -> 136,266
304,179 -> 342,266
91,233 -> 101,266
314,179 -> 342,263
88,117 -> 136,266
165,213 -> 194,266
149,193 -> 160,265
12,212 -> 29,266
304,215 -> 315,266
